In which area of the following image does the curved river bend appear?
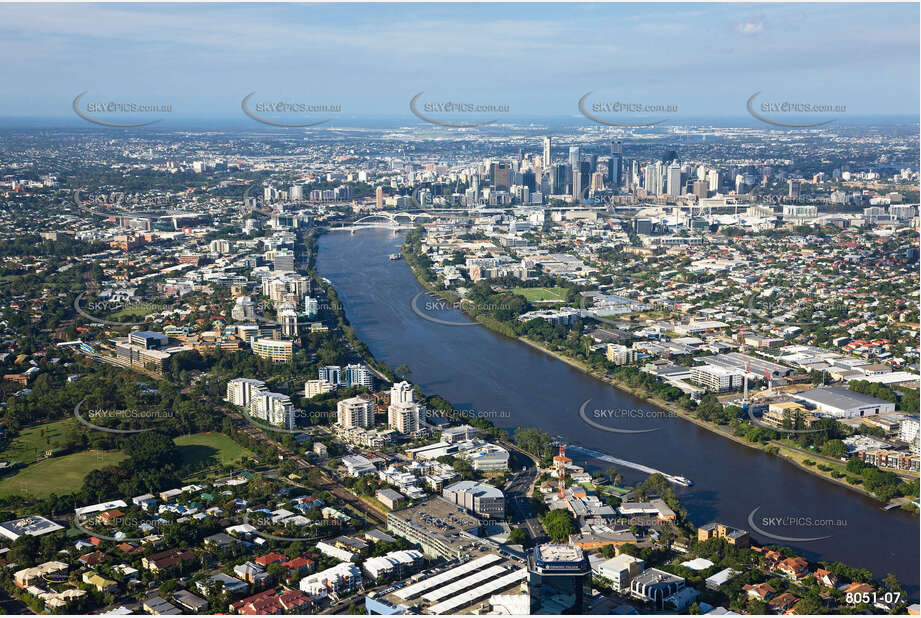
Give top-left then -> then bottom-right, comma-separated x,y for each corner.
317,228 -> 919,598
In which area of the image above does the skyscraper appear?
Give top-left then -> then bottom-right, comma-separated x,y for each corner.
390,381 -> 414,405
608,156 -> 622,188
522,169 -> 536,192
571,170 -> 583,202
490,162 -> 511,191
667,162 -> 682,196
528,544 -> 591,614
542,137 -> 552,167
568,145 -> 580,170
692,179 -> 709,199
551,164 -> 568,195
644,163 -> 664,195
707,169 -> 720,192
591,171 -> 605,193
643,164 -> 655,194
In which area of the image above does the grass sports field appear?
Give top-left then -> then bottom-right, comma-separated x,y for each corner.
0,450 -> 127,498
175,432 -> 253,467
0,428 -> 251,498
511,287 -> 569,302
0,418 -> 78,465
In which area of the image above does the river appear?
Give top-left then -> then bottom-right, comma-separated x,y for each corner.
317,228 -> 919,598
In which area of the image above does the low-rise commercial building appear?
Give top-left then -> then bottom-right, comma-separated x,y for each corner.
386,497 -> 481,560
443,480 -> 505,519
596,554 -> 644,592
795,386 -> 895,418
630,568 -> 685,610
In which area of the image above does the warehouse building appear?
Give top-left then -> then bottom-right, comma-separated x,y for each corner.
795,386 -> 895,418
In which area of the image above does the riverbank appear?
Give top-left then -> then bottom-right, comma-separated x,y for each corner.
400,242 -> 915,510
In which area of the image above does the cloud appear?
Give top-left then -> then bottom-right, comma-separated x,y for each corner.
736,21 -> 765,35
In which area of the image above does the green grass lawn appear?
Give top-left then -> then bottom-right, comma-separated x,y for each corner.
175,432 -> 253,468
0,450 -> 127,498
0,429 -> 252,498
0,418 -> 79,465
511,287 -> 569,302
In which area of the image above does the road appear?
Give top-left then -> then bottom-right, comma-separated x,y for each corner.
502,451 -> 548,544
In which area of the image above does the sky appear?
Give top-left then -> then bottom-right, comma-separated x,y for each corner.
0,3 -> 918,123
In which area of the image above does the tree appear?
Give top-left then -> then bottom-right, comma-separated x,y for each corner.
882,573 -> 903,593
540,509 -> 576,543
822,439 -> 846,459
123,431 -> 177,469
507,528 -> 529,546
452,458 -> 475,480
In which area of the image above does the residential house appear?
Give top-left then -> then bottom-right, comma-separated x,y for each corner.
742,583 -> 776,601
767,592 -> 798,613
172,589 -> 209,613
82,571 -> 117,593
142,548 -> 196,573
813,568 -> 841,589
775,556 -> 809,581
234,561 -> 271,587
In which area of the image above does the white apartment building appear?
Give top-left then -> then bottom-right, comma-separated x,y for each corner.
209,239 -> 231,254
300,563 -> 362,599
337,396 -> 375,428
388,402 -> 421,434
305,379 -> 335,398
363,550 -> 424,582
231,296 -> 256,322
304,296 -> 319,318
900,418 -> 919,453
782,204 -> 818,219
606,344 -> 637,366
345,364 -> 374,388
388,382 -> 420,433
262,278 -> 289,302
249,392 -> 295,429
277,302 -> 299,337
225,378 -> 266,408
691,365 -> 744,393
390,381 -> 414,404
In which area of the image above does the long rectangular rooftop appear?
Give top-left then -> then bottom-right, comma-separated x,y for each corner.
393,554 -> 501,600
421,564 -> 508,603
427,569 -> 528,615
